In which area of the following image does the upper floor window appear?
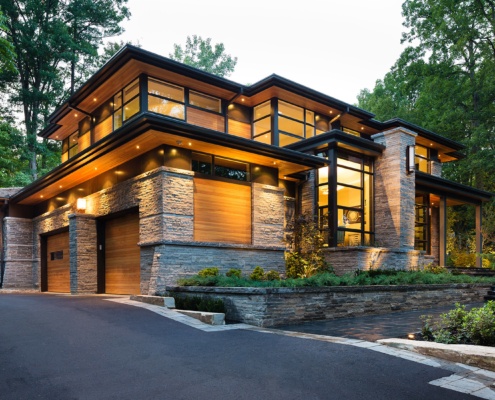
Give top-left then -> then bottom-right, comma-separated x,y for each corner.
189,90 -> 221,113
148,78 -> 185,120
114,78 -> 140,129
253,101 -> 271,144
415,145 -> 430,173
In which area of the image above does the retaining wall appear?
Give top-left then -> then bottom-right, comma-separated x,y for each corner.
166,284 -> 490,327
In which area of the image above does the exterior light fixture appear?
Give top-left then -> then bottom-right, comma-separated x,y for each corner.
76,198 -> 87,212
407,145 -> 416,174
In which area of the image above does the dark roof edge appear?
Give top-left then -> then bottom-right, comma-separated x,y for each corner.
382,118 -> 465,151
416,171 -> 494,202
245,74 -> 375,120
15,113 -> 327,203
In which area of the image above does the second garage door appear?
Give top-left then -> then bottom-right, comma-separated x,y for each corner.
46,231 -> 70,293
104,212 -> 140,295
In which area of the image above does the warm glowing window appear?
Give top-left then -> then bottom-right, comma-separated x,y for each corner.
114,78 -> 141,127
415,145 -> 430,173
278,100 -> 315,146
253,101 -> 271,144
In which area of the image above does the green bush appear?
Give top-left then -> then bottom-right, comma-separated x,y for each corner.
198,267 -> 220,277
421,301 -> 495,346
264,270 -> 281,281
171,295 -> 225,313
423,263 -> 448,274
226,268 -> 242,278
250,266 -> 265,281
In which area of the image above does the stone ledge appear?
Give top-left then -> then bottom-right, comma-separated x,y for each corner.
176,310 -> 225,325
130,295 -> 175,308
378,338 -> 495,372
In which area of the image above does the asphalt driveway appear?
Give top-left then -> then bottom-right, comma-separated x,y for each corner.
0,294 -> 477,399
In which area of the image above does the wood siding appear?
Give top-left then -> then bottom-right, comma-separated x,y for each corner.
105,212 -> 140,294
228,119 -> 251,140
194,178 -> 251,244
46,231 -> 70,293
187,107 -> 225,132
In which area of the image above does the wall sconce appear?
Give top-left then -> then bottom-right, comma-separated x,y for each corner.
76,198 -> 87,212
407,145 -> 415,174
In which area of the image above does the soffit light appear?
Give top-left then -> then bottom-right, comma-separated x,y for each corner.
76,198 -> 87,212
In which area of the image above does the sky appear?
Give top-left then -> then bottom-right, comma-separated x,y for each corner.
117,0 -> 406,105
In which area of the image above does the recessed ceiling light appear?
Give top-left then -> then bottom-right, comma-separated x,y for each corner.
241,98 -> 245,102
40,195 -> 44,198
74,113 -> 78,117
136,145 -> 140,149
188,142 -> 192,146
93,98 -> 97,102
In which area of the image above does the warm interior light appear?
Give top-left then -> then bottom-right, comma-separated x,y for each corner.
76,198 -> 87,211
228,104 -> 234,110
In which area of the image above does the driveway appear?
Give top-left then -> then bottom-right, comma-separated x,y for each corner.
0,294 -> 483,399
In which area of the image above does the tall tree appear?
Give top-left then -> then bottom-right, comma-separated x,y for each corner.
0,0 -> 130,181
0,9 -> 16,75
357,0 -> 495,255
170,35 -> 237,78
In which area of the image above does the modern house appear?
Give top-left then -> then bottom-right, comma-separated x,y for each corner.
0,45 -> 492,295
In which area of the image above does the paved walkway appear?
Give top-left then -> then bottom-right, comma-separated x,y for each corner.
275,303 -> 485,341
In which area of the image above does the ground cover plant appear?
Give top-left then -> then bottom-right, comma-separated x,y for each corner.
421,301 -> 495,347
177,268 -> 495,288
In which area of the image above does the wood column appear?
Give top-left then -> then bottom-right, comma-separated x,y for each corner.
439,196 -> 447,267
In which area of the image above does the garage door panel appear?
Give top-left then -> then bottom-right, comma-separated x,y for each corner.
46,232 -> 70,293
105,212 -> 140,295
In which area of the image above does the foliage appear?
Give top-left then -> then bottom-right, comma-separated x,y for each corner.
197,267 -> 219,278
0,10 -> 15,74
177,269 -> 495,288
225,268 -> 242,278
169,35 -> 237,77
423,263 -> 447,274
0,0 -> 130,181
421,302 -> 495,346
170,295 -> 225,313
264,270 -> 281,281
250,266 -> 265,281
285,213 -> 332,278
357,0 -> 495,256
480,253 -> 495,270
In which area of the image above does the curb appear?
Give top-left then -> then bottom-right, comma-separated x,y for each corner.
378,338 -> 495,372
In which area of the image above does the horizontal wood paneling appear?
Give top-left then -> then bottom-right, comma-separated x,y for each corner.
47,231 -> 70,293
105,212 -> 140,294
194,178 -> 251,244
187,107 -> 225,132
94,116 -> 113,143
228,119 -> 251,140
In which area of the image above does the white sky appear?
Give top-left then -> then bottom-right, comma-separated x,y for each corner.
117,0 -> 406,105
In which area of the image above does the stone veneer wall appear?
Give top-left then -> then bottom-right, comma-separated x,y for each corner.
4,166 -> 286,293
372,128 -> 417,251
323,247 -> 435,275
2,217 -> 34,288
167,284 -> 490,327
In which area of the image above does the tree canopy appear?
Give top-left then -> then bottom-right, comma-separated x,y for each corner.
0,0 -> 130,181
0,9 -> 16,75
169,35 -> 237,77
358,0 -> 495,257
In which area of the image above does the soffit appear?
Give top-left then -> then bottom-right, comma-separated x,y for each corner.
17,128 -> 317,206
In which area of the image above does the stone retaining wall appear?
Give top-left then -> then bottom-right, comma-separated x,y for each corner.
166,284 -> 490,327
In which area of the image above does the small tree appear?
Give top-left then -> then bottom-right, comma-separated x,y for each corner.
285,213 -> 332,278
169,35 -> 237,77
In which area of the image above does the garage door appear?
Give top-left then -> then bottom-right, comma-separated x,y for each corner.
105,212 -> 140,294
46,231 -> 70,293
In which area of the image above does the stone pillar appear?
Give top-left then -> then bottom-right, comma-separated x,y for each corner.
2,217 -> 35,289
300,170 -> 315,216
252,183 -> 285,247
372,128 -> 417,250
69,213 -> 97,294
430,160 -> 442,177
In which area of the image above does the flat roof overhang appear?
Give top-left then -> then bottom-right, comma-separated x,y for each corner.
13,113 -> 327,206
285,129 -> 385,157
416,171 -> 494,205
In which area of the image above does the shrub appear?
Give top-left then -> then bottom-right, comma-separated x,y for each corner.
264,270 -> 281,281
250,266 -> 265,281
226,268 -> 242,278
421,301 -> 495,346
423,263 -> 448,274
171,295 -> 225,313
285,213 -> 332,278
198,267 -> 219,277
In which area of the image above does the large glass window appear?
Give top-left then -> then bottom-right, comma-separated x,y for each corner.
253,101 -> 271,144
189,90 -> 221,113
415,145 -> 430,173
192,152 -> 250,182
148,78 -> 185,120
415,194 -> 429,251
317,151 -> 373,247
278,100 -> 315,146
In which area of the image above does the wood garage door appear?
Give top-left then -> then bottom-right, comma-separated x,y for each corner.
46,231 -> 70,293
105,212 -> 140,294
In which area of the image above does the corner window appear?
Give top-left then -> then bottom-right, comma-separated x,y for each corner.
253,101 -> 271,144
278,100 -> 315,146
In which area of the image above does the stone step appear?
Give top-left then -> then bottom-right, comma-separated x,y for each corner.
130,295 -> 175,308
